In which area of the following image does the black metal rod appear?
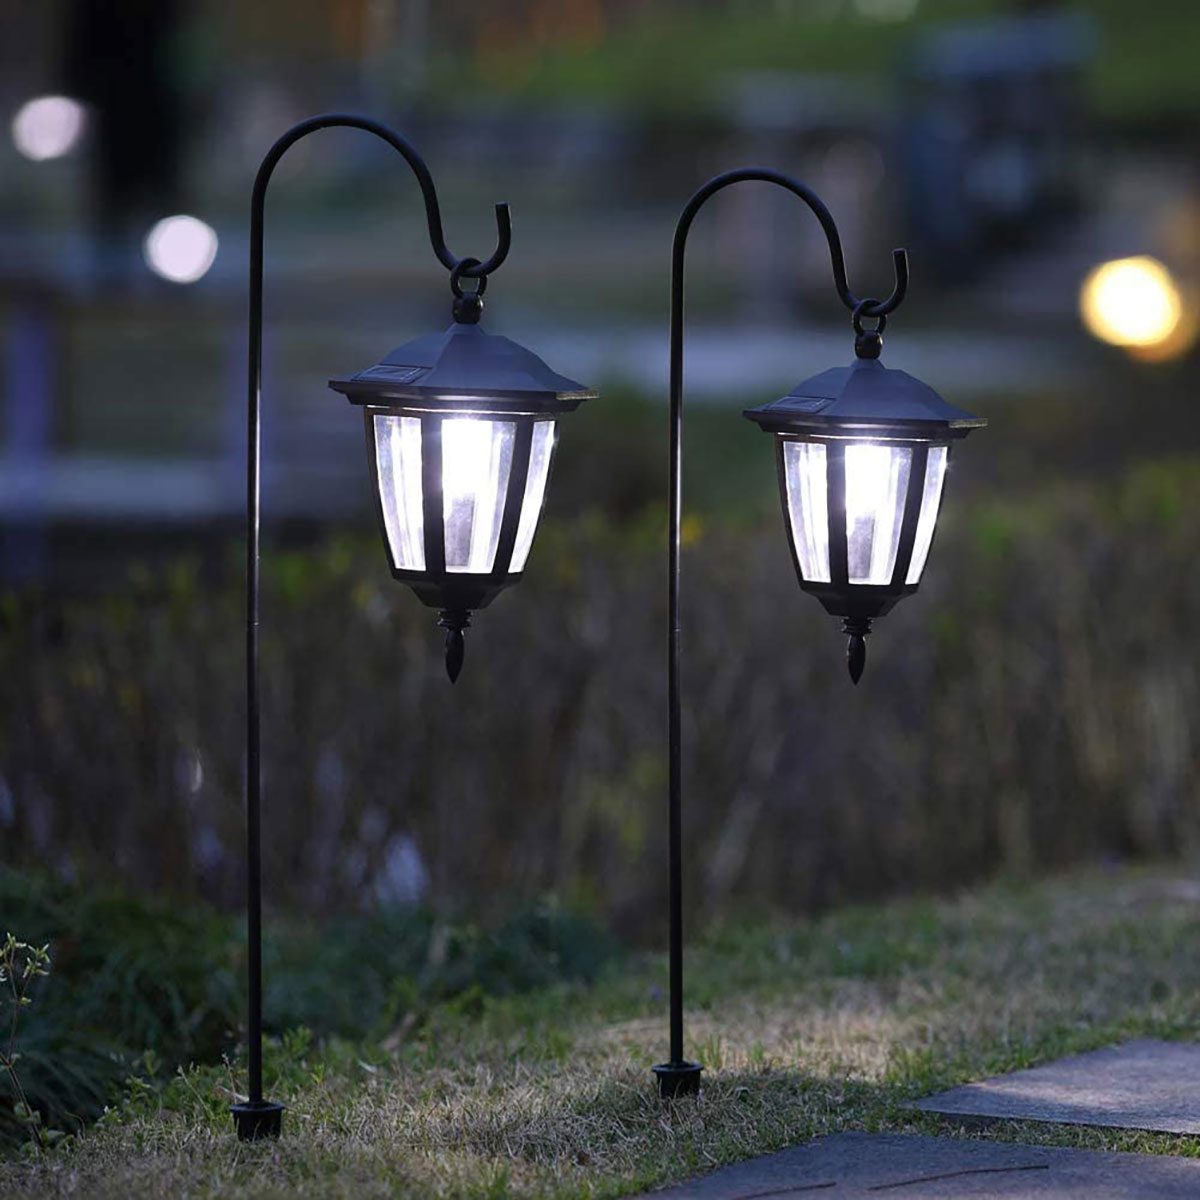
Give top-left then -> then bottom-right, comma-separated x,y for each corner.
237,113 -> 510,1141
656,168 -> 908,1099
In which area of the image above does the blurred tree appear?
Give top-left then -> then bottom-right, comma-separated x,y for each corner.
62,0 -> 186,274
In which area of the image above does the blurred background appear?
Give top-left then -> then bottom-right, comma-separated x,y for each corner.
2,0 -> 1199,937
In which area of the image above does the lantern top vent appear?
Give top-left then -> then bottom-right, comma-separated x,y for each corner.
743,357 -> 985,438
329,322 -> 596,413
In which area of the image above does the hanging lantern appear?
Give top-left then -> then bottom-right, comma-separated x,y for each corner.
330,303 -> 595,681
744,347 -> 984,682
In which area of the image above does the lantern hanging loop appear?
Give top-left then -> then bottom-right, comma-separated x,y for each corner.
450,256 -> 487,323
450,256 -> 489,297
852,298 -> 886,359
851,297 -> 888,336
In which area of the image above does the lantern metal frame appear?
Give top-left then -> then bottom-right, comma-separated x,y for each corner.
770,430 -> 934,619
235,113 -> 527,1142
329,321 -> 594,672
360,405 -> 546,609
654,167 -> 982,1099
745,355 -> 984,677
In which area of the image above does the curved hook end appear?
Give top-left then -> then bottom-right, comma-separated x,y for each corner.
480,202 -> 512,278
889,247 -> 909,311
858,247 -> 909,321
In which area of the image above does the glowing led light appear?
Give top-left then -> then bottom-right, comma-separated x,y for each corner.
442,418 -> 494,503
441,418 -> 514,573
844,443 -> 892,524
845,443 -> 911,585
143,215 -> 219,284
11,95 -> 86,161
1080,256 -> 1182,349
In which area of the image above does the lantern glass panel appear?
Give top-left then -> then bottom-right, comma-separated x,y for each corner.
443,417 -> 515,573
782,440 -> 831,582
374,414 -> 425,571
905,444 -> 948,584
509,420 -> 556,573
845,443 -> 912,584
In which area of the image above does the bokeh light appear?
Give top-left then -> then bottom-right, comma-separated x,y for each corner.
11,95 -> 86,161
142,215 -> 219,284
1079,256 -> 1183,350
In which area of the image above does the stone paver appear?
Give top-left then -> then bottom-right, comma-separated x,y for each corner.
631,1131 -> 1200,1198
915,1039 -> 1200,1135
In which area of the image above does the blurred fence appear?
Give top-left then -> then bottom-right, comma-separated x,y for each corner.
3,455 -> 1199,937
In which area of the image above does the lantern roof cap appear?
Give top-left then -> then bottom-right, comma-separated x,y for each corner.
330,322 -> 597,413
743,356 -> 985,437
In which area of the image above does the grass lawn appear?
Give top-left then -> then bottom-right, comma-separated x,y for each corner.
3,865 -> 1200,1198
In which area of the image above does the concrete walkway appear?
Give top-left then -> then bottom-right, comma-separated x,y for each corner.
640,1041 -> 1200,1197
915,1040 -> 1200,1135
633,1131 -> 1200,1198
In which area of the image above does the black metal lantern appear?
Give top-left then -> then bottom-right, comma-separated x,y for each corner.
653,167 -> 985,1101
744,351 -> 984,682
330,315 -> 594,680
233,112 -> 594,1142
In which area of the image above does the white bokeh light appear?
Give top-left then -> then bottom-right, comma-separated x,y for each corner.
11,95 -> 86,161
143,215 -> 219,284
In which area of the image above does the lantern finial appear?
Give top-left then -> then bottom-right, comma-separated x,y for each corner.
844,616 -> 870,685
439,609 -> 470,683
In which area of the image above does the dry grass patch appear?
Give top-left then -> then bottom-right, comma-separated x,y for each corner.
4,865 -> 1200,1198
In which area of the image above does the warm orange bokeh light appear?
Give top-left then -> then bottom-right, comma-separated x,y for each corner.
1079,256 -> 1190,359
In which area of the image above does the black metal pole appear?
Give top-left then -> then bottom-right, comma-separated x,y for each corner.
231,114 -> 510,1142
652,169 -> 908,1100
230,131 -> 283,1143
